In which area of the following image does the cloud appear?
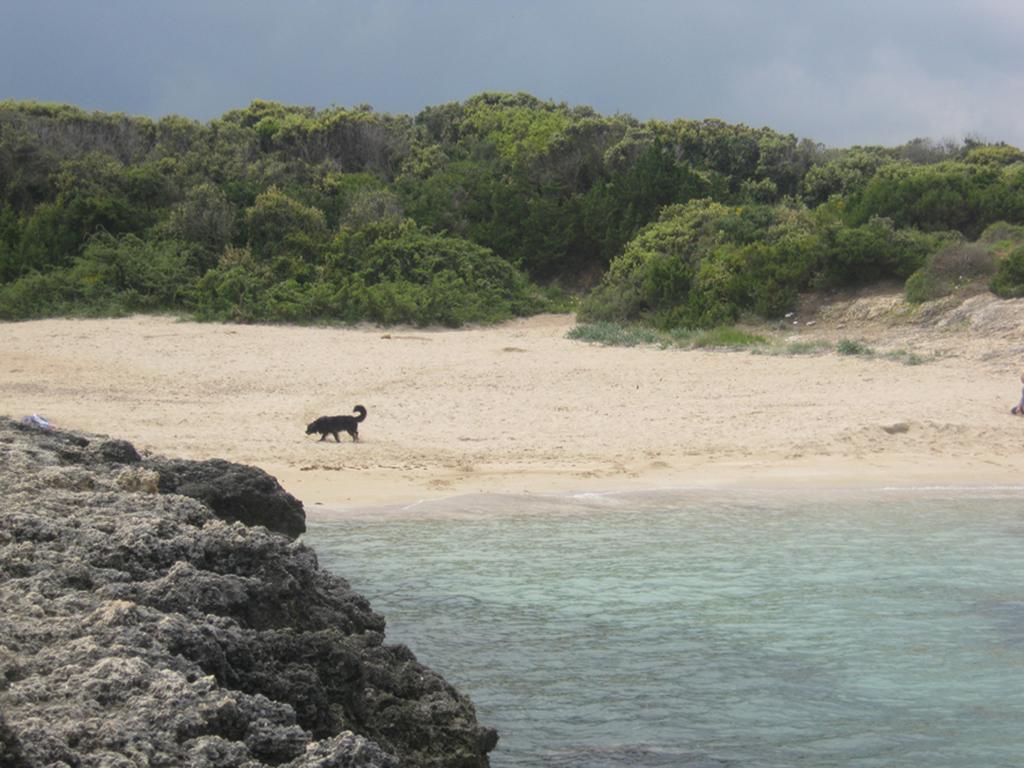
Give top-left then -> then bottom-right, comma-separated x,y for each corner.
2,0 -> 1024,147
732,47 -> 977,146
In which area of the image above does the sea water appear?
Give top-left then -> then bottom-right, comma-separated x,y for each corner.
306,488 -> 1024,767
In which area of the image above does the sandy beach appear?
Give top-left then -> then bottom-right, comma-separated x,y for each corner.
4,291 -> 1024,513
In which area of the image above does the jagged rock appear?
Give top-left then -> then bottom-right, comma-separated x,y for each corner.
95,438 -> 143,465
289,732 -> 399,767
0,419 -> 497,767
0,711 -> 28,768
5,418 -> 305,538
147,456 -> 306,538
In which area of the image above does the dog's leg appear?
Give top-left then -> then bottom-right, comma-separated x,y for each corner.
333,432 -> 342,442
319,434 -> 327,442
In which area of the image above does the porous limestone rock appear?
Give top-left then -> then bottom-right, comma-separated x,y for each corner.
0,419 -> 497,767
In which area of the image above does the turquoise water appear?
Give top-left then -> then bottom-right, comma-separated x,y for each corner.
306,489 -> 1024,767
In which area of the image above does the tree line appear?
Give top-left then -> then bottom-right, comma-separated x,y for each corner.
2,92 -> 1024,326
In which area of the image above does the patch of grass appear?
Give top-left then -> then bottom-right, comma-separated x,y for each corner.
566,322 -> 664,347
567,322 -> 766,350
837,338 -> 874,356
835,339 -> 934,365
884,349 -> 930,366
691,326 -> 768,348
784,339 -> 834,355
752,339 -> 834,356
569,323 -> 935,366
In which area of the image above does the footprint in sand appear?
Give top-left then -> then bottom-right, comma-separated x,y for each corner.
882,422 -> 911,434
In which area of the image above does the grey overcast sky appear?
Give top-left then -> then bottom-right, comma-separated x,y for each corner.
3,0 -> 1023,148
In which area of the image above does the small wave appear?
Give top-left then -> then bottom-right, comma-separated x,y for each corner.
539,745 -> 731,767
879,484 -> 1024,493
568,491 -> 622,503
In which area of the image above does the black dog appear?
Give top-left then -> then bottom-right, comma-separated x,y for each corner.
306,405 -> 367,442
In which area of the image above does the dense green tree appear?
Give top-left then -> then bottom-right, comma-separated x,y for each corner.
581,199 -> 944,328
845,161 -> 1024,239
905,241 -> 997,303
157,182 -> 236,269
3,94 -> 1024,327
70,232 -> 198,309
0,204 -> 20,282
397,158 -> 497,239
15,152 -> 172,271
964,144 -> 1024,167
313,171 -> 397,229
243,186 -> 328,267
801,147 -> 892,206
0,121 -> 57,211
192,218 -> 544,326
991,244 -> 1024,298
819,216 -> 950,286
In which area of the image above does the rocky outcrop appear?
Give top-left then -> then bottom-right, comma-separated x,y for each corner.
148,456 -> 307,538
0,419 -> 497,767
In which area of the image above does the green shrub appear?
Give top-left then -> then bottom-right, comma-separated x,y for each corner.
576,279 -> 645,323
929,241 -> 997,281
905,242 -> 997,303
0,233 -> 199,319
0,270 -> 71,319
8,95 -> 1024,330
837,338 -> 873,356
579,199 -> 820,329
193,265 -> 263,322
260,278 -> 316,323
244,187 -> 328,263
821,217 -> 948,287
844,160 -> 1021,239
74,233 -> 199,309
991,244 -> 1024,298
158,183 -> 235,267
0,205 -> 22,283
904,269 -> 945,303
978,221 -> 1024,248
578,200 -> 722,323
335,223 -> 543,325
194,221 -> 545,326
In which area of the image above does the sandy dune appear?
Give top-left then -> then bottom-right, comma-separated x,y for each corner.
4,292 -> 1024,512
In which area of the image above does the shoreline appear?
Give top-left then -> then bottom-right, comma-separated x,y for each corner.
4,306 -> 1024,514
279,431 -> 1024,514
301,461 -> 1024,522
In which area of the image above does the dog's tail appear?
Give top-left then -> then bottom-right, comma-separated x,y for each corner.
352,405 -> 367,422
